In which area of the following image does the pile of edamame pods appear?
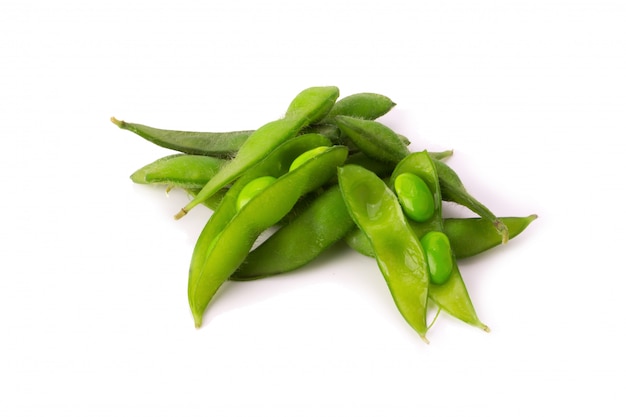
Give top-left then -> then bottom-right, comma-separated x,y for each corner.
112,86 -> 536,342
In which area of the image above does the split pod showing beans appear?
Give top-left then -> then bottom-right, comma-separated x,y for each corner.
113,85 -> 536,342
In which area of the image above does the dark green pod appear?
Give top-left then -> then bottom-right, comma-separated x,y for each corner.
334,115 -> 410,164
111,117 -> 252,157
322,92 -> 396,122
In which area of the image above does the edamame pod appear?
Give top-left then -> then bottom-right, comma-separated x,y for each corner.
111,117 -> 252,157
175,86 -> 340,219
322,92 -> 396,122
334,115 -> 411,163
338,164 -> 430,342
189,145 -> 349,327
390,152 -> 488,331
130,154 -> 226,189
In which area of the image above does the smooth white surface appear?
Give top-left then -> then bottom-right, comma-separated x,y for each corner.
1,1 -> 625,416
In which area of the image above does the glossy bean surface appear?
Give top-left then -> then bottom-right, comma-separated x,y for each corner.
394,172 -> 435,222
420,231 -> 454,285
236,176 -> 277,211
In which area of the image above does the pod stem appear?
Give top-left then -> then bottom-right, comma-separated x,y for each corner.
494,219 -> 510,244
110,116 -> 124,128
174,208 -> 188,220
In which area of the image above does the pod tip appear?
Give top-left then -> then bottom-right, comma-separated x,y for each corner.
193,311 -> 203,329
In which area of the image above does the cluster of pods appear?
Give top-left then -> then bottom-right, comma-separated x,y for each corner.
113,86 -> 535,342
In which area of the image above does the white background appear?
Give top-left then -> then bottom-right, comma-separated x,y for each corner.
2,1 -> 625,416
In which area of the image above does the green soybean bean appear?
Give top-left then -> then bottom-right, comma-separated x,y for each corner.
111,117 -> 252,157
233,184 -> 353,279
289,146 -> 331,171
346,216 -> 537,259
236,176 -> 277,211
390,151 -> 488,331
189,146 -> 349,328
130,154 -> 226,189
337,164 -> 430,342
420,231 -> 454,285
393,172 -> 436,222
175,86 -> 340,220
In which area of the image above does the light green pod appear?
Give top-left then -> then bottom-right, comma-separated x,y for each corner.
289,146 -> 331,171
420,231 -> 454,285
130,154 -> 226,188
236,176 -> 277,211
393,172 -> 435,222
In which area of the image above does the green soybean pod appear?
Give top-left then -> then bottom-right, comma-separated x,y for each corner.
334,115 -> 411,164
284,86 -> 342,124
338,164 -> 430,343
393,172 -> 436,222
420,231 -> 454,285
390,152 -> 488,331
130,154 -> 226,188
175,86 -> 340,219
189,146 -> 349,328
111,117 -> 253,157
322,92 -> 396,122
